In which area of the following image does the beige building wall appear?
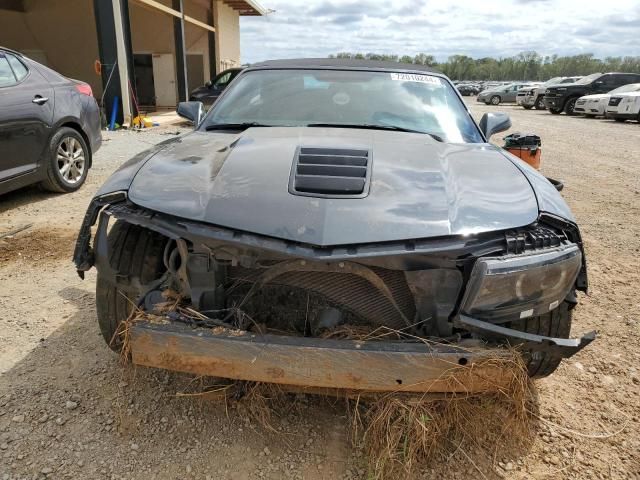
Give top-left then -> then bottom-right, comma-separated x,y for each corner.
0,0 -> 102,96
0,0 -> 245,105
128,0 -> 212,87
128,2 -> 175,54
214,0 -> 241,71
184,1 -> 211,83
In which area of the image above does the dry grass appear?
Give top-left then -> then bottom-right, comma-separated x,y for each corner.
122,295 -> 537,479
350,352 -> 535,479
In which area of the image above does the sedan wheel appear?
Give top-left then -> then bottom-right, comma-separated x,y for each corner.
534,96 -> 546,110
57,137 -> 86,185
41,127 -> 90,193
490,95 -> 501,105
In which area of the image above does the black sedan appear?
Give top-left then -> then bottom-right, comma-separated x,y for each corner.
189,67 -> 243,107
0,47 -> 101,195
456,84 -> 480,96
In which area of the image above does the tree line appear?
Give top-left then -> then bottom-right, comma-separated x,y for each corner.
329,51 -> 640,81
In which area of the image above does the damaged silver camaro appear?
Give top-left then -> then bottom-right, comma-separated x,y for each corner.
74,59 -> 594,392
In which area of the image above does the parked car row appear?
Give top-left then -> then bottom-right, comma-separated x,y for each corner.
543,72 -> 640,116
517,77 -> 582,110
464,71 -> 640,123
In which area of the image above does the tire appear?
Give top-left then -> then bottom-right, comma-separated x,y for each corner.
585,114 -> 596,118
40,127 -> 90,193
95,221 -> 168,351
509,301 -> 573,378
614,118 -> 626,123
549,107 -> 562,115
523,105 -> 533,110
564,97 -> 578,115
490,95 -> 501,105
534,96 -> 546,110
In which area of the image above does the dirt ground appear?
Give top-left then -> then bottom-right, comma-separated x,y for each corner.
1,103 -> 639,480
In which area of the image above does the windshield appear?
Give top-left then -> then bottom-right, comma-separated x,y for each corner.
203,69 -> 483,143
544,77 -> 562,86
573,73 -> 602,85
610,83 -> 640,94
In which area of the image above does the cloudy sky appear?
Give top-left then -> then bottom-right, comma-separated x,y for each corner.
240,0 -> 640,64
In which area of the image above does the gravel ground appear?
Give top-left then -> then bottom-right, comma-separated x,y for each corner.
0,104 -> 639,480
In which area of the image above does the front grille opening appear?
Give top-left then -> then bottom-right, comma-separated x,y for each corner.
290,147 -> 372,198
225,266 -> 415,333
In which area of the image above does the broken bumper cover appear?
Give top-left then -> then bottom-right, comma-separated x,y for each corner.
456,315 -> 596,358
131,321 -> 514,393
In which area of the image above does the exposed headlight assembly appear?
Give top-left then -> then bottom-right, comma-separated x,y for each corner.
461,245 -> 582,321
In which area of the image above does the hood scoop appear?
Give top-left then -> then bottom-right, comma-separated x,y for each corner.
289,147 -> 371,198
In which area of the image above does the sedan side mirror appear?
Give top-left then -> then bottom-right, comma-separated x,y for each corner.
479,112 -> 511,138
177,101 -> 205,126
205,80 -> 213,88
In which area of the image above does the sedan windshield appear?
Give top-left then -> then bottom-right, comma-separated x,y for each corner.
609,83 -> 640,94
203,69 -> 483,143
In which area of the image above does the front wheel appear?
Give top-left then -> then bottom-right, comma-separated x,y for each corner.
549,107 -> 562,115
509,301 -> 573,378
564,97 -> 578,115
40,127 -> 90,193
490,95 -> 501,105
523,105 -> 533,110
535,96 -> 546,110
95,222 -> 169,351
614,118 -> 626,123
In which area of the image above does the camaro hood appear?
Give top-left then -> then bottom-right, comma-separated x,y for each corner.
127,128 -> 539,246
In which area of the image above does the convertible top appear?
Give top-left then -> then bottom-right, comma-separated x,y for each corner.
247,58 -> 444,76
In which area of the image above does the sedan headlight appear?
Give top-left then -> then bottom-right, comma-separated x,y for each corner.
461,245 -> 582,320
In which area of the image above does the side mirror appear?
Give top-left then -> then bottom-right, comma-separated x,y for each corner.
479,112 -> 511,138
205,80 -> 213,88
177,101 -> 205,126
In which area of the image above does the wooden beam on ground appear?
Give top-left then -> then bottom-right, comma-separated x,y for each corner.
130,322 -> 512,394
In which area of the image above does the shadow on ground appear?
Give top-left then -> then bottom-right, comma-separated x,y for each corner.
0,286 -> 540,479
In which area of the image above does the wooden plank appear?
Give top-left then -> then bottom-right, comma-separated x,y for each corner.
132,0 -> 216,32
130,323 -> 511,393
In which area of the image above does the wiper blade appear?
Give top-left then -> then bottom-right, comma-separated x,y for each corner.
205,122 -> 272,131
306,123 -> 444,142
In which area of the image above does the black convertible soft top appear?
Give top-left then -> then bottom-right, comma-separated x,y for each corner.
247,58 -> 444,75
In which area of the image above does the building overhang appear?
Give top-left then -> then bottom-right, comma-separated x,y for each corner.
222,0 -> 268,16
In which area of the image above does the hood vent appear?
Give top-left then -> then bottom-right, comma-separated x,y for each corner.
289,147 -> 372,198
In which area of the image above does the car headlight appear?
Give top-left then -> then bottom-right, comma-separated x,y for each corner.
461,245 -> 582,320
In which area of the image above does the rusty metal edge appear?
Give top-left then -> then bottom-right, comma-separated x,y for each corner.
130,322 -> 512,393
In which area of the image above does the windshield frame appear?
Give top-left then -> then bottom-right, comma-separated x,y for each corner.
198,66 -> 486,143
573,73 -> 603,85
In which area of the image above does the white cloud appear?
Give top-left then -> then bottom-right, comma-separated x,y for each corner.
240,0 -> 640,64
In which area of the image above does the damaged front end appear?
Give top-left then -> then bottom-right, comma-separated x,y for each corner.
74,194 -> 594,391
